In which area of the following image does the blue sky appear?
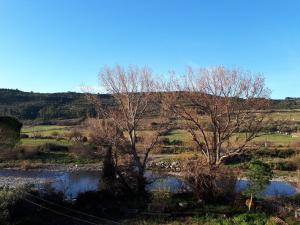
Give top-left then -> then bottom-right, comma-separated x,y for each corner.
0,0 -> 299,99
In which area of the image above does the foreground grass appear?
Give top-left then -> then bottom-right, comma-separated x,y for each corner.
126,213 -> 298,225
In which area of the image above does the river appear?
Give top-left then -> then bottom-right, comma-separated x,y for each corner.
0,169 -> 298,199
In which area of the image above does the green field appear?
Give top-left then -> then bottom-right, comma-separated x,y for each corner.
21,125 -> 71,136
20,122 -> 300,149
20,138 -> 70,146
165,129 -> 300,147
268,110 -> 300,122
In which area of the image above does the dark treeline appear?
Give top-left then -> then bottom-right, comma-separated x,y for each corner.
0,88 -> 299,123
0,89 -> 114,124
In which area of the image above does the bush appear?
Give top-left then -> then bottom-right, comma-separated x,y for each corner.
20,134 -> 29,139
0,117 -> 22,149
244,160 -> 273,210
269,161 -> 298,171
68,144 -> 97,158
182,158 -> 239,203
67,129 -> 87,142
255,148 -> 295,158
50,131 -> 59,138
0,188 -> 26,225
289,141 -> 300,149
159,137 -> 171,145
0,146 -> 42,161
223,153 -> 252,165
191,213 -> 270,225
232,213 -> 269,225
38,143 -> 68,152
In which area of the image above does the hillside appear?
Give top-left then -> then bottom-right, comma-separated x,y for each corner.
0,89 -> 114,124
0,89 -> 299,124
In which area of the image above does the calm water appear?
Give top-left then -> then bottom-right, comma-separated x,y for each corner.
236,179 -> 298,197
0,169 -> 298,199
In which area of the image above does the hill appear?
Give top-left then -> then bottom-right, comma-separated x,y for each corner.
0,89 -> 113,124
0,89 -> 299,124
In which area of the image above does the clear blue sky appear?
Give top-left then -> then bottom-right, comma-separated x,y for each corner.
0,0 -> 299,99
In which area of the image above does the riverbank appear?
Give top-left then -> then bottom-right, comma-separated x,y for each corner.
0,162 -> 102,171
0,164 -> 102,189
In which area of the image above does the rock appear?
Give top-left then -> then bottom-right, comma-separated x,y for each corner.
175,167 -> 181,172
295,208 -> 300,221
178,201 -> 188,208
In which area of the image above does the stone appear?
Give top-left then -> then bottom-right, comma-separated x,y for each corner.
178,201 -> 188,208
295,208 -> 300,221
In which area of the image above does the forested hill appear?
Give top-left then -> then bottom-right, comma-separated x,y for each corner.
0,89 -> 113,124
0,89 -> 299,124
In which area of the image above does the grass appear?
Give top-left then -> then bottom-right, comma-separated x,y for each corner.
165,129 -> 300,147
268,110 -> 300,122
0,151 -> 99,167
21,125 -> 71,136
253,133 -> 300,145
20,138 -> 70,146
126,213 -> 274,225
165,129 -> 193,143
28,151 -> 98,164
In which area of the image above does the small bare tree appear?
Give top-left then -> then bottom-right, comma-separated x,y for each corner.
163,66 -> 271,170
85,118 -> 133,191
86,65 -> 166,193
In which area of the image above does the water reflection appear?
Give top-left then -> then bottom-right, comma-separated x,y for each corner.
236,179 -> 298,197
0,169 -> 298,199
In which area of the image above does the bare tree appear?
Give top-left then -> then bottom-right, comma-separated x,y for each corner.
85,118 -> 134,191
163,66 -> 271,170
86,65 -> 166,193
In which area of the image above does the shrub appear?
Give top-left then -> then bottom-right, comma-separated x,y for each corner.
244,160 -> 273,211
50,131 -> 59,138
182,158 -> 239,203
38,143 -> 68,152
170,139 -> 183,145
67,129 -> 86,142
159,137 -> 171,145
289,141 -> 300,149
191,213 -> 270,225
68,144 -> 97,158
269,161 -> 298,171
20,134 -> 29,139
0,188 -> 26,224
232,213 -> 269,225
255,148 -> 295,158
0,117 -> 22,149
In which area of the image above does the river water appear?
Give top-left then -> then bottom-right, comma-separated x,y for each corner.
0,169 -> 298,199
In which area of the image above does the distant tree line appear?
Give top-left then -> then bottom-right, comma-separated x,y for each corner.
0,88 -> 299,123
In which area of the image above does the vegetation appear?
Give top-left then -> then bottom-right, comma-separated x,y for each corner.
0,66 -> 300,224
85,65 -> 169,194
244,160 -> 273,211
1,88 -> 300,123
0,116 -> 22,149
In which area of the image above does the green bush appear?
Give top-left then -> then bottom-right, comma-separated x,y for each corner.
244,160 -> 273,199
191,213 -> 270,225
0,117 -> 22,149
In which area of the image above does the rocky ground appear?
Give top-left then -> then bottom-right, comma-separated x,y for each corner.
0,164 -> 102,188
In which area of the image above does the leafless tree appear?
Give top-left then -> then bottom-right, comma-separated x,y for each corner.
85,65 -> 167,193
163,66 -> 271,170
84,118 -> 134,191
